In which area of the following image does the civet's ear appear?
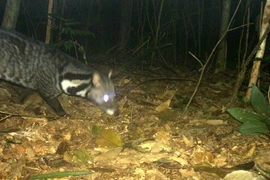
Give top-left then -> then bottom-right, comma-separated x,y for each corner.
92,72 -> 101,87
108,70 -> 112,78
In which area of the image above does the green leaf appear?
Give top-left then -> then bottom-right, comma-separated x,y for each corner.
29,171 -> 93,180
72,150 -> 93,165
241,96 -> 249,103
251,86 -> 270,116
238,121 -> 269,135
227,108 -> 265,123
63,40 -> 74,51
51,41 -> 64,48
92,125 -> 101,135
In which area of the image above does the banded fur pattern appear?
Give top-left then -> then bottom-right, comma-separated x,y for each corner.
0,28 -> 118,116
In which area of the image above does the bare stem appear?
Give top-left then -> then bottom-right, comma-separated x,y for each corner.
184,0 -> 243,113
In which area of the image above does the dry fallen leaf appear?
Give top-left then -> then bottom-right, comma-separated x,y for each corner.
205,119 -> 226,125
242,143 -> 256,159
155,99 -> 171,112
182,135 -> 194,147
151,142 -> 172,153
179,168 -> 197,179
194,151 -> 215,164
154,131 -> 171,144
95,147 -> 122,162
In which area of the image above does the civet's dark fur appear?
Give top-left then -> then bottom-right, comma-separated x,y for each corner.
0,28 -> 118,116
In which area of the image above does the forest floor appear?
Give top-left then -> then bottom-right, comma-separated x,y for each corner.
0,63 -> 269,180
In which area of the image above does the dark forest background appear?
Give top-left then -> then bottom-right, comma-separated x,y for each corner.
0,0 -> 265,71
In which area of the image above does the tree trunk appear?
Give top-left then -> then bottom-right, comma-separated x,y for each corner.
118,0 -> 133,52
45,0 -> 54,44
2,0 -> 21,29
215,0 -> 231,73
246,0 -> 270,99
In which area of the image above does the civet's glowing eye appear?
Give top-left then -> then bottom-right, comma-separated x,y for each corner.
103,94 -> 109,102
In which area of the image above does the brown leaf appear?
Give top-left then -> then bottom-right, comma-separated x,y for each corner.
155,99 -> 171,112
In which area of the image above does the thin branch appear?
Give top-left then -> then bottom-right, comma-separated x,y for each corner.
184,0 -> 243,113
188,52 -> 203,68
228,23 -> 253,31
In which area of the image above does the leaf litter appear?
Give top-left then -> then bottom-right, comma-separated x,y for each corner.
0,68 -> 269,179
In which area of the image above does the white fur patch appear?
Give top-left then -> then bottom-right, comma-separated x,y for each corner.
61,80 -> 75,94
76,89 -> 87,96
61,79 -> 90,95
106,109 -> 115,115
